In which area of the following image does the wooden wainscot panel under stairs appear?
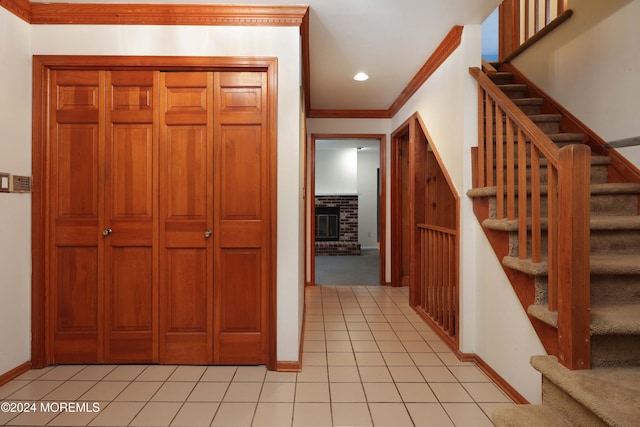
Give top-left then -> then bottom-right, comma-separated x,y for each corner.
35,57 -> 275,368
468,62 -> 640,426
391,113 -> 460,350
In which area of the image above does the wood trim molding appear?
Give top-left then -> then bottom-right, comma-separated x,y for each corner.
308,26 -> 464,120
31,55 -> 47,368
275,361 -> 302,372
276,300 -> 306,373
388,25 -> 463,117
307,109 -> 391,119
301,8 -> 311,116
501,9 -> 573,64
3,1 -> 459,121
0,0 -> 31,22
461,353 -> 530,405
0,362 -> 31,388
307,133 -> 387,287
412,303 -> 528,405
30,3 -> 307,26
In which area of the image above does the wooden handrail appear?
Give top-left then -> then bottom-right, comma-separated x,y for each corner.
470,68 -> 560,164
607,136 -> 640,149
502,9 -> 573,64
498,0 -> 572,64
417,223 -> 456,235
469,65 -> 591,369
481,59 -> 498,76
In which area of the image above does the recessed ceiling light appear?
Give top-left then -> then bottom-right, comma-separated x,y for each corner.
353,72 -> 369,82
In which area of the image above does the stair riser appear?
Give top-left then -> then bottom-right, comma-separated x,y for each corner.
502,88 -> 527,99
592,335 -> 640,368
534,275 -> 640,306
517,104 -> 542,115
542,379 -> 609,426
489,193 -> 640,218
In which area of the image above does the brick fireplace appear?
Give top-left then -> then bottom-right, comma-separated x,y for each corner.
315,195 -> 361,256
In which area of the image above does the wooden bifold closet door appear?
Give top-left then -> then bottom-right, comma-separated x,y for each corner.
48,68 -> 270,365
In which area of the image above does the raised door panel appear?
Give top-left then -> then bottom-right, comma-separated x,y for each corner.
214,71 -> 269,364
104,71 -> 158,362
159,72 -> 214,364
50,70 -> 103,363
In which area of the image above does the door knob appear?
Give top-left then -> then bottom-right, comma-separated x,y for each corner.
204,230 -> 212,238
102,228 -> 112,236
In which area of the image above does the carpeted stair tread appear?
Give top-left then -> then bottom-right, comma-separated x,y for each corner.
547,132 -> 585,143
494,113 -> 562,123
492,404 -> 570,427
483,214 -> 640,232
503,254 -> 640,276
498,83 -> 528,91
591,304 -> 640,334
512,97 -> 543,107
467,182 -> 640,198
530,355 -> 640,426
528,304 -> 640,334
528,113 -> 563,123
591,215 -> 640,230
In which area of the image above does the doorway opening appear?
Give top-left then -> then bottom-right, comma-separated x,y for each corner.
307,134 -> 386,287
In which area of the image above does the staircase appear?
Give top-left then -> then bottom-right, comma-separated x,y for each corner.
468,64 -> 640,426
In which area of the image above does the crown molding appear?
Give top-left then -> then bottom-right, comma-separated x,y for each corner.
1,1 -> 462,122
0,0 -> 31,22
388,25 -> 463,117
307,25 -> 463,120
307,109 -> 391,119
29,3 -> 307,26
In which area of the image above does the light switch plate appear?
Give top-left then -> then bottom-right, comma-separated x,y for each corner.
0,173 -> 9,193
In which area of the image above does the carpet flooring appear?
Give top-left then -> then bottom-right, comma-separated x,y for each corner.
315,249 -> 380,286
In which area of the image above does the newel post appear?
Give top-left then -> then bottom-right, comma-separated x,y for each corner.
498,0 -> 519,61
557,144 -> 591,369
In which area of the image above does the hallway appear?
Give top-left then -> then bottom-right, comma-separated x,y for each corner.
0,286 -> 513,426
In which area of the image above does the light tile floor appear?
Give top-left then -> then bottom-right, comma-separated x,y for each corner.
0,286 -> 514,426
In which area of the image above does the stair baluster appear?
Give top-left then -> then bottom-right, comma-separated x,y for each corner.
469,66 -> 591,370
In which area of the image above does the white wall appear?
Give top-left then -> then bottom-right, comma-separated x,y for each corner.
314,143 -> 380,249
315,148 -> 358,194
357,150 -> 380,249
390,25 -> 545,403
23,24 -> 303,364
0,8 -> 32,376
513,0 -> 640,168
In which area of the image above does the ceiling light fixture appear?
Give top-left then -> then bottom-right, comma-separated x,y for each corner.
353,72 -> 369,82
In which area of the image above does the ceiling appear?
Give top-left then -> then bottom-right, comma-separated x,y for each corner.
29,0 -> 502,114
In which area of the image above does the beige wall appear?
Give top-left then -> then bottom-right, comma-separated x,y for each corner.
0,8 -> 32,376
513,0 -> 640,167
0,18 -> 304,371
